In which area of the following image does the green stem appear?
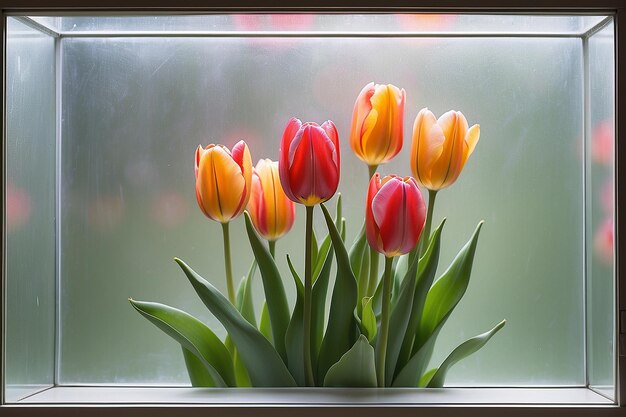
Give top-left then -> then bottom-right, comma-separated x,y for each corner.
410,189 -> 438,265
268,240 -> 276,259
365,164 -> 380,298
221,222 -> 235,304
376,256 -> 394,387
303,205 -> 315,386
368,164 -> 378,179
419,190 -> 438,257
367,246 -> 380,297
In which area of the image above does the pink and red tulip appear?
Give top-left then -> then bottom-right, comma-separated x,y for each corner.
365,174 -> 426,257
279,117 -> 340,206
248,159 -> 296,241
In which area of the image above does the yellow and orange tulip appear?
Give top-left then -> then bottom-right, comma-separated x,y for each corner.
350,82 -> 406,167
195,140 -> 253,223
410,108 -> 480,191
247,159 -> 296,241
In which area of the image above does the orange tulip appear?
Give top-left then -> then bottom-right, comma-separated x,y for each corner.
195,140 -> 252,223
350,82 -> 406,167
247,159 -> 296,241
410,109 -> 480,191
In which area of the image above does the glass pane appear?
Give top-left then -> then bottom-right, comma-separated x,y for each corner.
58,34 -> 584,385
586,21 -> 615,399
27,14 -> 606,35
5,17 -> 56,401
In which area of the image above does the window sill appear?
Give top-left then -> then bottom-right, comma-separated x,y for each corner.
5,386 -> 615,404
3,387 -> 621,417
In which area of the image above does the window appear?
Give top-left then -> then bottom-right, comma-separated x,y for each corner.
2,8 -> 621,415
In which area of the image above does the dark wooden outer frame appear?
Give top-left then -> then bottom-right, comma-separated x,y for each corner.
0,1 -> 624,416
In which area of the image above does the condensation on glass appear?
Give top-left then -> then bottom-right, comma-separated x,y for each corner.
3,13 -> 616,401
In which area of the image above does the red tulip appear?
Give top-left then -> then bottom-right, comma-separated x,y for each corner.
279,117 -> 340,206
365,174 -> 426,257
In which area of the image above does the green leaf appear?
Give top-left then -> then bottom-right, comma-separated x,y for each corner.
311,241 -> 334,377
393,221 -> 483,387
334,193 -> 343,232
224,336 -> 252,387
236,261 -> 257,327
311,229 -> 320,269
391,254 -> 409,307
312,233 -> 332,283
360,297 -> 377,342
323,335 -> 377,387
129,299 -> 235,387
350,223 -> 370,317
340,218 -> 347,242
259,301 -> 273,344
418,367 -> 438,388
392,323 -> 439,387
244,212 -> 290,362
427,320 -> 506,388
284,255 -> 305,386
395,219 -> 445,378
383,248 -> 421,384
181,346 -> 215,387
317,204 -> 359,383
175,258 -> 296,387
417,221 -> 484,349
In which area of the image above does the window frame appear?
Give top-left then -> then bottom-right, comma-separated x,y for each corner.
1,1 -> 624,415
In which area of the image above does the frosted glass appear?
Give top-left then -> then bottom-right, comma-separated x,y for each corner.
58,35 -> 584,385
29,14 -> 605,36
5,18 -> 56,400
587,22 -> 615,398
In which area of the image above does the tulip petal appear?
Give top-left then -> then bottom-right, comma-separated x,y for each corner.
230,140 -> 253,217
372,178 -> 407,255
197,146 -> 246,222
350,83 -> 375,160
279,118 -> 303,203
411,109 -> 442,189
432,111 -> 465,189
195,145 -> 205,179
321,121 -> 340,168
401,179 -> 426,253
289,125 -> 339,205
365,173 -> 384,254
464,124 -> 480,163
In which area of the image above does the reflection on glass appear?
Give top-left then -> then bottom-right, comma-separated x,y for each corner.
5,18 -> 56,401
587,22 -> 615,400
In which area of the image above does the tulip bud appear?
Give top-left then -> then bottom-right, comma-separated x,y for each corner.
410,108 -> 480,191
195,140 -> 252,223
247,159 -> 296,241
279,117 -> 340,206
350,82 -> 406,167
365,174 -> 426,257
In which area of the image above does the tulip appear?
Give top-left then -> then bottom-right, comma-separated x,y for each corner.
279,116 -> 340,387
365,174 -> 426,258
195,140 -> 253,304
248,159 -> 296,246
410,108 -> 480,191
279,117 -> 340,207
410,108 -> 479,259
365,173 -> 426,387
350,82 -> 406,172
195,141 -> 253,223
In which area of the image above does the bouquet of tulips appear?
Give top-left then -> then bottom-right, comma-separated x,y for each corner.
130,83 -> 506,388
